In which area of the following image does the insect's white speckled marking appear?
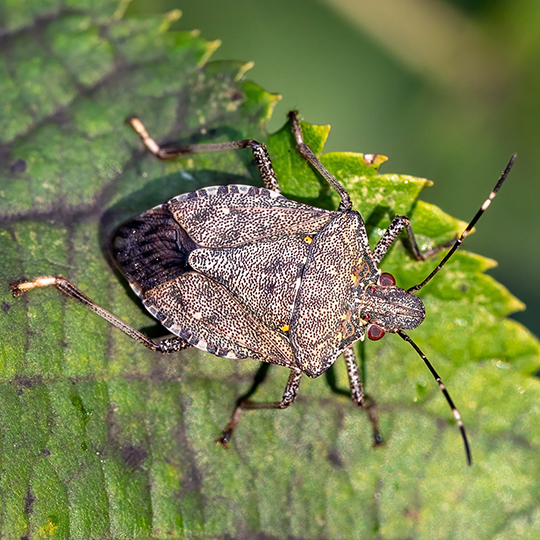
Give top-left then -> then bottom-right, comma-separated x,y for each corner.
169,184 -> 285,206
130,282 -> 146,301
17,276 -> 57,291
130,117 -> 160,155
167,322 -> 241,359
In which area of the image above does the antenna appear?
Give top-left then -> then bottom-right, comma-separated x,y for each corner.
408,155 -> 516,294
398,330 -> 472,466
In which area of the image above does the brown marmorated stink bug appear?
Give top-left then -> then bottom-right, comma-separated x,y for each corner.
12,112 -> 515,466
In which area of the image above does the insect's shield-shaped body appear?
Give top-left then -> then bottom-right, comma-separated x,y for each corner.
111,184 -> 424,379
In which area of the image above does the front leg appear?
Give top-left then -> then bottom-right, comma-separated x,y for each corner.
371,215 -> 455,266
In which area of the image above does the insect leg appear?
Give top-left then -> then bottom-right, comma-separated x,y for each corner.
11,276 -> 190,354
218,368 -> 302,446
374,155 -> 515,270
288,111 -> 352,212
371,215 -> 455,266
127,117 -> 280,192
343,347 -> 383,446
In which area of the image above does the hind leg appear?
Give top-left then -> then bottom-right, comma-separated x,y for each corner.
128,117 -> 280,192
11,276 -> 189,354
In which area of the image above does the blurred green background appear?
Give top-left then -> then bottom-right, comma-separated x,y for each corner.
127,0 -> 540,339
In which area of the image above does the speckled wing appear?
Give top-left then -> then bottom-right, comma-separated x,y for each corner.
289,211 -> 374,378
168,185 -> 336,248
143,271 -> 295,366
189,234 -> 311,331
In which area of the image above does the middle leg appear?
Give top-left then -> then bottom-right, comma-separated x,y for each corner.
343,346 -> 383,446
218,368 -> 302,446
288,111 -> 352,212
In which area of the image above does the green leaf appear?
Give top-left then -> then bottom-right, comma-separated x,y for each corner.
1,3 -> 540,539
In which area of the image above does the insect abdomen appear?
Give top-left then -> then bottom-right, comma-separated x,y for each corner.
111,204 -> 197,294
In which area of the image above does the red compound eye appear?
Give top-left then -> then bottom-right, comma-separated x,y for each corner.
367,324 -> 385,341
379,272 -> 396,287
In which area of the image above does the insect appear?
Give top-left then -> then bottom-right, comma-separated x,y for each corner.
12,111 -> 515,466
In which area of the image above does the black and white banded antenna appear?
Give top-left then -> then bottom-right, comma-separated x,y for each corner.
404,154 -> 516,466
